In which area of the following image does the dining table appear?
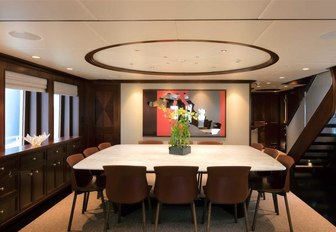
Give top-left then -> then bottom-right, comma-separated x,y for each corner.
73,144 -> 285,172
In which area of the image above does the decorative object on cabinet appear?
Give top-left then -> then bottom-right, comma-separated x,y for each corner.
24,132 -> 50,147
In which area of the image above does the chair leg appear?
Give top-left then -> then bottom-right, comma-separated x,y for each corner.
202,198 -> 207,224
246,188 -> 252,209
191,202 -> 198,232
142,201 -> 147,232
82,192 -> 87,214
104,201 -> 111,232
82,192 -> 90,213
272,193 -> 279,215
262,192 -> 266,200
284,193 -> 294,232
234,204 -> 238,223
243,201 -> 250,232
117,203 -> 122,223
252,191 -> 262,231
154,202 -> 161,232
206,201 -> 212,232
67,192 -> 77,231
147,196 -> 153,224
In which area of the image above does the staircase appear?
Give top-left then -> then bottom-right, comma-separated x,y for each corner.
296,114 -> 336,171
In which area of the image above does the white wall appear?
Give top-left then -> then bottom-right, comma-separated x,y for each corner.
121,83 -> 250,145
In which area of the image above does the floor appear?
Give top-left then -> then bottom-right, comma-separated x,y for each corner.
292,166 -> 336,226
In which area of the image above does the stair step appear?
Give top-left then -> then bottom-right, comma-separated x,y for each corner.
325,124 -> 336,128
312,141 -> 336,145
318,133 -> 336,137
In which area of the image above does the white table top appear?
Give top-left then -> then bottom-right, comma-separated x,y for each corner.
73,144 -> 285,172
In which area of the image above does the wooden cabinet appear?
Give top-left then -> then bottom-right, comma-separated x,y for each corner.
0,157 -> 19,224
46,145 -> 65,194
20,151 -> 45,209
0,137 -> 81,230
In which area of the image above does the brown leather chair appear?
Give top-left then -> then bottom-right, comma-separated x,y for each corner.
83,146 -> 99,157
203,166 -> 251,232
263,147 -> 279,159
138,140 -> 164,144
251,154 -> 295,232
197,141 -> 223,145
98,142 -> 112,150
251,143 -> 264,151
66,153 -> 105,231
103,165 -> 151,232
153,166 -> 199,232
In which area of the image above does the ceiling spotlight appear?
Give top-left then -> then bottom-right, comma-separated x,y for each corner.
266,82 -> 271,84
32,55 -> 40,59
9,31 -> 42,40
284,85 -> 288,88
221,49 -> 227,53
279,76 -> 285,79
66,67 -> 73,70
302,67 -> 310,71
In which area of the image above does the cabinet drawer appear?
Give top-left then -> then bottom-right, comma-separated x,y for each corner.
0,158 -> 18,177
0,195 -> 18,223
0,174 -> 18,197
47,146 -> 65,158
20,152 -> 44,169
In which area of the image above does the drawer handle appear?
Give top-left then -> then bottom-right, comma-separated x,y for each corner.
35,170 -> 39,174
0,210 -> 4,214
28,172 -> 33,176
32,157 -> 37,161
57,161 -> 61,165
56,150 -> 59,153
52,163 -> 57,167
0,167 -> 4,171
0,187 -> 4,191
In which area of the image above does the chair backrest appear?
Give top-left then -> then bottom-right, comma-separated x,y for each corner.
154,166 -> 199,204
197,141 -> 223,145
263,147 -> 279,159
83,147 -> 99,157
251,143 -> 264,151
138,140 -> 164,144
98,142 -> 112,150
103,165 -> 148,204
205,166 -> 251,204
66,153 -> 93,189
270,154 -> 295,192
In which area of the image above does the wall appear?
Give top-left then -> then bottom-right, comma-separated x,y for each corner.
121,83 -> 250,145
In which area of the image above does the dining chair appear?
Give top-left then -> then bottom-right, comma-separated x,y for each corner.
153,166 -> 199,232
103,165 -> 152,232
263,147 -> 280,159
203,166 -> 251,232
66,153 -> 105,231
197,141 -> 223,145
83,146 -> 99,157
251,143 -> 264,151
251,154 -> 295,232
98,142 -> 112,150
138,140 -> 164,144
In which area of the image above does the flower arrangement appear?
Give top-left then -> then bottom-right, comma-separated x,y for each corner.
159,105 -> 197,154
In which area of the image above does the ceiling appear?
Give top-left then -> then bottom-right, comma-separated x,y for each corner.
1,0 -> 336,91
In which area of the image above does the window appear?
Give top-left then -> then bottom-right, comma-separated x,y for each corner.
5,89 -> 24,148
54,82 -> 79,139
5,71 -> 48,148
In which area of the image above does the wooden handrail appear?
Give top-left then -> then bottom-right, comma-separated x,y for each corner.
288,67 -> 336,162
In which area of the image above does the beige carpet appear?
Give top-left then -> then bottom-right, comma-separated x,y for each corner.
20,191 -> 336,232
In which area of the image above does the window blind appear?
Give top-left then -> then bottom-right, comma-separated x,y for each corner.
5,71 -> 47,92
54,81 -> 78,96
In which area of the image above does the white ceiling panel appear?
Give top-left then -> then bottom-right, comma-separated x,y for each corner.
81,0 -> 270,20
260,0 -> 336,19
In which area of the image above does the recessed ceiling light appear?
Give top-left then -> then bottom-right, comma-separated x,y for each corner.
32,55 -> 40,59
9,31 -> 42,40
302,67 -> 310,71
256,85 -> 261,88
279,76 -> 285,79
221,49 -> 227,53
284,85 -> 288,88
266,82 -> 271,84
134,49 -> 140,52
66,67 -> 73,70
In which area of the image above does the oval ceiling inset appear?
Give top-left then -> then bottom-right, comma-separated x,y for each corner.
85,40 -> 279,76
